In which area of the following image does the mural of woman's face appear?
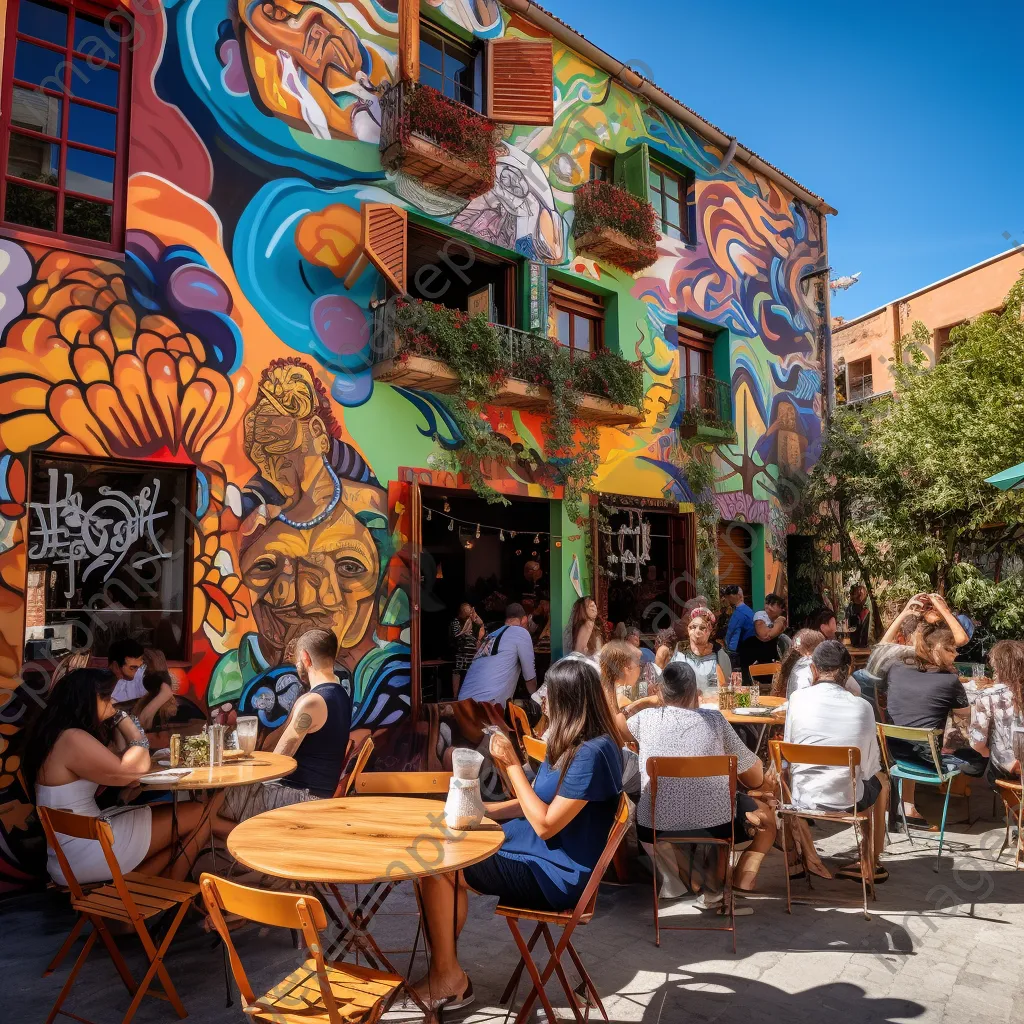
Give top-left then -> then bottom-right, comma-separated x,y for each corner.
241,500 -> 379,665
245,404 -> 328,504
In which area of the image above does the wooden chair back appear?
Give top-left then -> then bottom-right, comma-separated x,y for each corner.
748,662 -> 780,680
200,874 -> 331,1012
571,792 -> 630,918
37,806 -> 120,902
354,771 -> 452,796
769,740 -> 860,813
877,724 -> 943,775
334,735 -> 375,797
522,735 -> 547,770
507,702 -> 533,743
757,695 -> 786,708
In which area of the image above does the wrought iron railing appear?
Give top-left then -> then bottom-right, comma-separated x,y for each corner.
378,80 -> 405,154
681,373 -> 732,430
370,299 -> 548,370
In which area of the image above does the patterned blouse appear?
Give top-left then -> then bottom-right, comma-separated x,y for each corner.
969,684 -> 1021,772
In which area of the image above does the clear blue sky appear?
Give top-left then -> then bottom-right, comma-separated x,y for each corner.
550,0 -> 1024,319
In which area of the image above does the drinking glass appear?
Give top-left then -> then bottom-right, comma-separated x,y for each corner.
236,716 -> 259,756
972,663 -> 986,681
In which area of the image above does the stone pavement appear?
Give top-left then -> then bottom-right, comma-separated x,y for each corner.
4,785 -> 1024,1024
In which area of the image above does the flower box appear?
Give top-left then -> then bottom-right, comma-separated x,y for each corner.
572,180 -> 659,274
379,81 -> 497,200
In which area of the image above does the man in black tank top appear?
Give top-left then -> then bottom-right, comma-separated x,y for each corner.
221,628 -> 351,824
272,628 -> 352,797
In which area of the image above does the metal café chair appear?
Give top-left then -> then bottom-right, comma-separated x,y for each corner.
877,724 -> 961,871
646,755 -> 739,951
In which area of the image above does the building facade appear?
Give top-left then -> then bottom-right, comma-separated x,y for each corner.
834,247 -> 1024,403
0,0 -> 830,888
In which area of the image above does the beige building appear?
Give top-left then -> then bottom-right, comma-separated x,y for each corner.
833,247 -> 1024,402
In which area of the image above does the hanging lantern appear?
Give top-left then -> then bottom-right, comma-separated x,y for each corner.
533,533 -> 540,544
448,520 -> 454,531
443,496 -> 451,513
499,530 -> 505,541
475,524 -> 481,539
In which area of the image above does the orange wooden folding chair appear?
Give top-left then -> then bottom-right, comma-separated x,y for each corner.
647,755 -> 739,951
522,735 -> 547,772
200,874 -> 402,1022
334,736 -> 375,798
37,807 -> 200,1024
497,793 -> 630,1024
748,662 -> 780,695
770,740 -> 876,919
507,702 -> 533,758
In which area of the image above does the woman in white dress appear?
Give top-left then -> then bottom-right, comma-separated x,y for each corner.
24,667 -> 224,884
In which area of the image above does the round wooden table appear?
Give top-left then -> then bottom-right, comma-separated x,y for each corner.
227,795 -> 504,884
141,751 -> 296,790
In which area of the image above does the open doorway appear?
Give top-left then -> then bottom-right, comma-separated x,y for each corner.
407,223 -> 518,325
598,497 -> 696,642
420,488 -> 552,701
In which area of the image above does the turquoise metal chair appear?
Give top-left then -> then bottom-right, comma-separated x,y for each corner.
877,724 -> 960,872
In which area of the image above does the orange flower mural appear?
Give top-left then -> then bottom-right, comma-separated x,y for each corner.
0,250 -> 238,462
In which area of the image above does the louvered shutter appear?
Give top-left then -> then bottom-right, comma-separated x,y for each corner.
614,143 -> 651,203
717,521 -> 753,597
362,203 -> 407,294
487,39 -> 554,126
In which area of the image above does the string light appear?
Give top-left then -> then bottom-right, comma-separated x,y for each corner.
533,534 -> 540,543
448,519 -> 454,531
555,540 -> 562,548
426,509 -> 432,521
475,524 -> 481,539
443,496 -> 451,513
423,505 -> 562,546
499,530 -> 505,541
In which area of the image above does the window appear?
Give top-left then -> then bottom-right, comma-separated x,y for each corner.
419,21 -> 484,112
25,455 -> 194,660
550,282 -> 604,355
677,321 -> 714,380
846,357 -> 873,402
649,162 -> 691,242
589,151 -> 613,182
1,0 -> 131,247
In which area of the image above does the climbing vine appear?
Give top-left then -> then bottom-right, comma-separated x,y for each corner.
671,437 -> 720,599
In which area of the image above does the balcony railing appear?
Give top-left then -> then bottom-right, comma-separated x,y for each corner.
370,299 -> 643,425
379,81 -> 496,200
679,373 -> 733,437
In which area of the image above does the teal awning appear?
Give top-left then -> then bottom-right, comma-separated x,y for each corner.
985,462 -> 1024,490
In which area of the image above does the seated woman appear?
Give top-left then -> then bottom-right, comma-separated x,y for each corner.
130,669 -> 177,733
628,661 -> 777,903
24,667 -> 226,884
886,625 -> 973,825
771,629 -> 826,698
970,640 -> 1024,783
665,608 -> 732,695
410,657 -> 623,1011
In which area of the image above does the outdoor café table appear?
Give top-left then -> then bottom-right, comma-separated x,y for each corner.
227,796 -> 504,1013
141,752 -> 297,867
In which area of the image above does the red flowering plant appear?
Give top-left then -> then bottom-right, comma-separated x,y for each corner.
572,179 -> 659,272
401,83 -> 499,178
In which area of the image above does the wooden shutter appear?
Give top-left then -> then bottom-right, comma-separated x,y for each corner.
362,203 -> 407,294
717,521 -> 753,597
614,143 -> 650,203
397,0 -> 419,81
487,38 -> 554,126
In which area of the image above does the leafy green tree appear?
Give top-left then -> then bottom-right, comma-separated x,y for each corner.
792,274 -> 1024,635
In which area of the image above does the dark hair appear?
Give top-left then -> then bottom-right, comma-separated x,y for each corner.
626,625 -> 641,640
23,668 -> 117,793
107,638 -> 143,667
722,585 -> 741,597
505,603 -> 526,620
773,629 -> 826,696
544,657 -> 619,780
811,639 -> 852,685
913,625 -> 955,670
990,640 -> 1024,717
567,596 -> 600,654
765,593 -> 785,609
660,660 -> 699,706
810,607 -> 837,631
294,628 -> 339,667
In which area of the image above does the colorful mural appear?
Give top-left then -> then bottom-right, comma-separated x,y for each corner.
0,0 -> 826,889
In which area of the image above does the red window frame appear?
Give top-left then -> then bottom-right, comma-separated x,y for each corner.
0,0 -> 132,253
550,281 -> 605,356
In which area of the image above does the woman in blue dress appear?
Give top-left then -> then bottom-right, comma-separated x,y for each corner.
409,656 -> 623,1011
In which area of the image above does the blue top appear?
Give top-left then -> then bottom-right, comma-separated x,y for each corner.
725,602 -> 755,651
285,681 -> 352,797
498,734 -> 622,909
639,646 -> 656,664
